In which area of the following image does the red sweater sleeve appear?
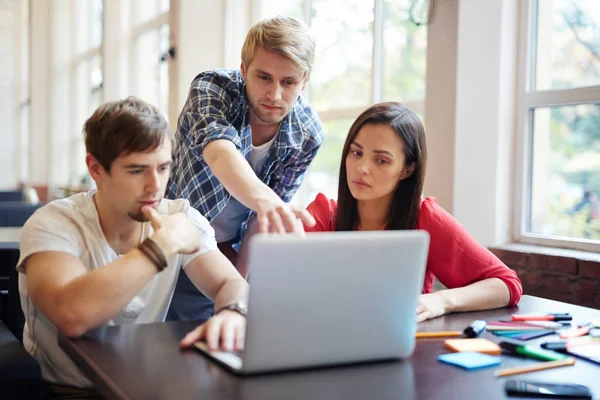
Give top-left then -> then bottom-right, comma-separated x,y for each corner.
305,193 -> 337,232
417,198 -> 523,306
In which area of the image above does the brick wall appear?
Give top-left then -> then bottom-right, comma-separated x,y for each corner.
490,245 -> 600,309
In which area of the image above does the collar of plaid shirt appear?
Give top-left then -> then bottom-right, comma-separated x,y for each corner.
167,71 -> 324,246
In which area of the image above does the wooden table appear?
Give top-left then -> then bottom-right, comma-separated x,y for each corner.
59,295 -> 600,400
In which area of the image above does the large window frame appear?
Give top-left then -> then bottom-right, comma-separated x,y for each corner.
129,0 -> 171,121
16,0 -> 30,185
514,0 -> 600,252
67,0 -> 104,190
253,0 -> 425,121
253,0 -> 427,204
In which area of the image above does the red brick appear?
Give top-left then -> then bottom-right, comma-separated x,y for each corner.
579,260 -> 600,279
546,256 -> 577,275
542,275 -> 574,295
528,253 -> 577,275
519,270 -> 544,288
571,279 -> 599,302
528,253 -> 548,269
579,298 -> 600,310
534,289 -> 573,304
489,248 -> 528,268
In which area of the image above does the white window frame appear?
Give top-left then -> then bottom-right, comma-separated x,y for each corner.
252,0 -> 427,205
129,3 -> 170,118
514,0 -> 600,252
16,0 -> 30,184
253,0 -> 425,119
68,0 -> 104,190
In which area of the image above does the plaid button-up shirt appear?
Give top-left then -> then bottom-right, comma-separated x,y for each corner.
166,69 -> 324,243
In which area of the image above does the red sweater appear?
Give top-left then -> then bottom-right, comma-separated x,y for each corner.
305,193 -> 522,306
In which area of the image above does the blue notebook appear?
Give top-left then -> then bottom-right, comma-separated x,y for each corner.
438,352 -> 501,370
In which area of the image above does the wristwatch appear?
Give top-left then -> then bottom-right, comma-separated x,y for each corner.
216,301 -> 248,317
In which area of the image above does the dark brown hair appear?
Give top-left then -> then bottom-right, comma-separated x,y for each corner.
83,96 -> 173,173
336,102 -> 427,231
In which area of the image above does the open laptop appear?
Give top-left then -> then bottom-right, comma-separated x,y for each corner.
194,230 -> 430,375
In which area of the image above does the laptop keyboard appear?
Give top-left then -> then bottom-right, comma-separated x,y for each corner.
194,342 -> 244,370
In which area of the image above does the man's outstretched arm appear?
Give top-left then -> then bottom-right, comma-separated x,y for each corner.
203,139 -> 315,233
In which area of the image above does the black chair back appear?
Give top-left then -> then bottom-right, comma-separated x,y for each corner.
0,203 -> 42,227
0,191 -> 24,202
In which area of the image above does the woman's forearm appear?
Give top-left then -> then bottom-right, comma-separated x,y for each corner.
436,278 -> 511,314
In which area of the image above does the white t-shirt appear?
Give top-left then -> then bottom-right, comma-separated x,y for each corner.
17,190 -> 218,388
212,135 -> 276,242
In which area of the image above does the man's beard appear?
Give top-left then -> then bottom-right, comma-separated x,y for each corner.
249,98 -> 286,124
128,200 -> 161,222
128,210 -> 148,222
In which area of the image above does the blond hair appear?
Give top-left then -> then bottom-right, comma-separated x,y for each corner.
241,16 -> 316,79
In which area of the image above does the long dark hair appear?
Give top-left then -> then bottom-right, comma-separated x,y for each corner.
336,102 -> 427,231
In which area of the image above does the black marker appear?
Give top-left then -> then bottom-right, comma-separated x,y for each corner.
464,320 -> 487,338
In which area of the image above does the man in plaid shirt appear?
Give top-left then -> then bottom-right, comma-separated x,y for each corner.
166,16 -> 324,321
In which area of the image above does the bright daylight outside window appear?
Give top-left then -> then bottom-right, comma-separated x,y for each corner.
258,0 -> 428,206
523,0 -> 600,248
69,0 -> 103,191
132,0 -> 170,121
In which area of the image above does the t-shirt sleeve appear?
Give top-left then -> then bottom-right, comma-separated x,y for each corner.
183,74 -> 243,159
304,193 -> 337,232
419,198 -> 523,306
180,203 -> 219,269
17,208 -> 83,274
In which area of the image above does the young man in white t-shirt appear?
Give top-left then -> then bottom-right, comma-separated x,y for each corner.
17,97 -> 248,396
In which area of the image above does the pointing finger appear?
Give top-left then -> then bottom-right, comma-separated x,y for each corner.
294,209 -> 316,228
142,206 -> 164,230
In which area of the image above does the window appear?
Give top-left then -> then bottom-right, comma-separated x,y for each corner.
257,0 -> 428,204
18,0 -> 29,184
131,0 -> 170,120
69,0 -> 103,189
0,0 -> 28,188
516,0 -> 600,251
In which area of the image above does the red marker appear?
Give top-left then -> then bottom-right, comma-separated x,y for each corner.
560,323 -> 593,339
512,313 -> 572,322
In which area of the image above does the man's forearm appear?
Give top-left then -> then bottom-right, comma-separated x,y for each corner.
213,278 -> 249,312
204,140 -> 280,211
58,250 -> 158,336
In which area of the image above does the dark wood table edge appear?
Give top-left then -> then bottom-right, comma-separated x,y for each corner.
59,334 -> 130,400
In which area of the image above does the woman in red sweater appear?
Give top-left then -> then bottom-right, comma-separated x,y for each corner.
305,102 -> 522,322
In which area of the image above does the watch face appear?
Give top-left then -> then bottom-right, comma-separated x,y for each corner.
236,303 -> 248,315
219,302 -> 248,316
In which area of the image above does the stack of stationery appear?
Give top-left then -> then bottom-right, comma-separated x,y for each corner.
486,320 -> 562,341
437,338 -> 503,371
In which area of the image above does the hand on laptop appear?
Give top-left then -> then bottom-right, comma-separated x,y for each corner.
416,293 -> 447,323
180,310 -> 246,352
255,197 -> 315,234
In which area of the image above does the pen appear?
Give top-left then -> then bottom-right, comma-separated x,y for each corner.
560,324 -> 591,339
499,341 -> 567,361
512,313 -> 572,322
415,331 -> 462,338
494,357 -> 576,377
541,338 -> 600,352
463,320 -> 487,338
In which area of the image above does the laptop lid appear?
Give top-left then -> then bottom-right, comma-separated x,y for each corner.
239,230 -> 430,373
